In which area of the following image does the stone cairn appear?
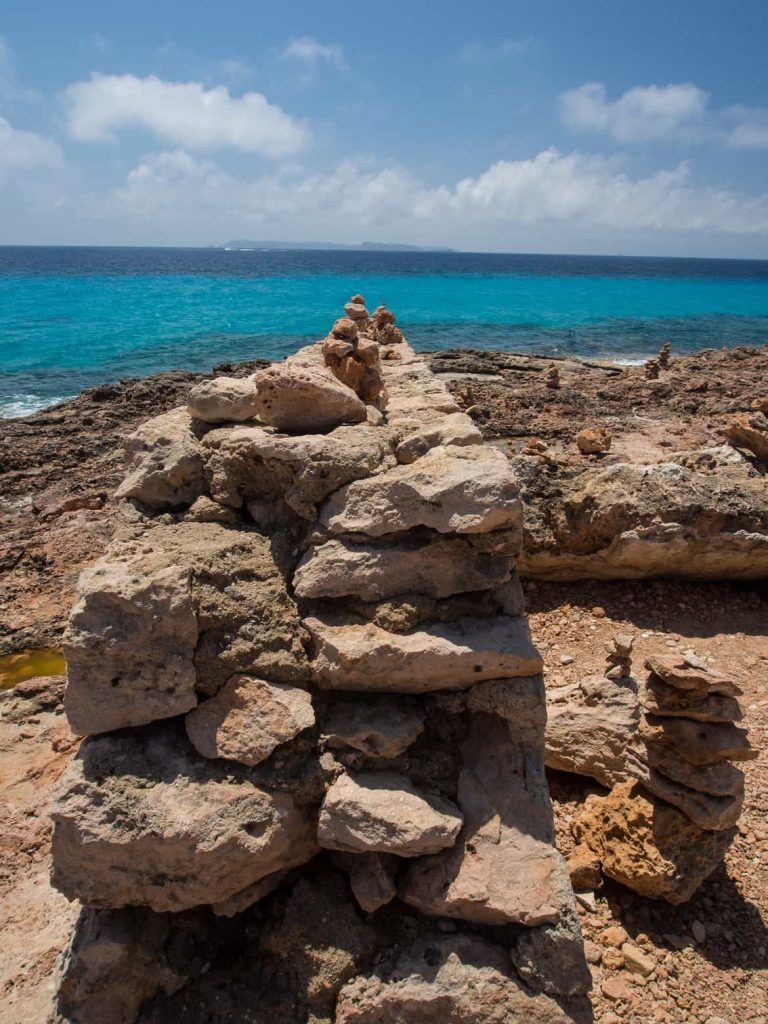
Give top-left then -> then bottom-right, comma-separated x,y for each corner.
50,297 -> 589,1022
546,637 -> 755,904
658,339 -> 671,369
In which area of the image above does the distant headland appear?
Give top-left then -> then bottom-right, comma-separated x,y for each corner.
207,239 -> 456,252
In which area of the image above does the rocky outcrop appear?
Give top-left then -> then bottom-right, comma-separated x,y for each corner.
113,407 -> 205,510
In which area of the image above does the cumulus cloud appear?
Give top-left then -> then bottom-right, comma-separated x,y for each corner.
0,117 -> 62,179
560,81 -> 708,142
280,36 -> 347,69
727,106 -> 768,149
61,73 -> 308,157
115,146 -> 768,236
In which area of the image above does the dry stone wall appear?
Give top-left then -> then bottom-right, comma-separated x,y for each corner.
50,299 -> 590,1022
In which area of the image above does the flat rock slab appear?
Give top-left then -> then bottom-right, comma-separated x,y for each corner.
293,535 -> 514,602
395,411 -> 482,464
306,614 -> 543,693
640,714 -> 755,765
64,558 -> 198,736
645,655 -> 743,697
317,771 -> 463,857
642,676 -> 743,723
51,726 -> 318,913
185,674 -> 315,766
322,698 -> 425,758
335,934 -> 573,1024
253,362 -> 366,433
319,444 -> 521,536
401,710 -> 568,928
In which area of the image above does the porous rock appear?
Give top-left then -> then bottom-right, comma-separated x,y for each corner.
395,412 -> 483,464
253,362 -> 366,433
51,725 -> 318,912
306,614 -> 543,692
320,444 -> 522,537
334,934 -> 575,1024
293,534 -> 515,602
185,674 -> 315,766
574,781 -> 736,903
114,406 -> 205,509
322,698 -> 425,758
317,771 -> 463,857
723,410 -> 768,462
186,375 -> 259,424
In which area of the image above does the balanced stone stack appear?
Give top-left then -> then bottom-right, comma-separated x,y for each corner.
50,297 -> 589,1022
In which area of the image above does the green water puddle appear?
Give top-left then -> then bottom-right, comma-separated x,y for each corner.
0,648 -> 66,690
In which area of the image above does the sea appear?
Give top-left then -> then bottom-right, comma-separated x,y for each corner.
1,245 -> 767,418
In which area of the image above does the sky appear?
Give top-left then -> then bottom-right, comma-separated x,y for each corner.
1,0 -> 768,256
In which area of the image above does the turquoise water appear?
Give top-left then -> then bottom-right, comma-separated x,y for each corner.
2,246 -> 767,416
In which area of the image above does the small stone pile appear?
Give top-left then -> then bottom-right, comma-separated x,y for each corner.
545,365 -> 560,389
644,358 -> 660,380
50,300 -> 589,1021
658,339 -> 671,369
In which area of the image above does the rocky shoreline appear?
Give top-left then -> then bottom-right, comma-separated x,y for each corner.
0,334 -> 766,1024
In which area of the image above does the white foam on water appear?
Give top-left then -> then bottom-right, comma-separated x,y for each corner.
0,394 -> 74,418
612,358 -> 647,366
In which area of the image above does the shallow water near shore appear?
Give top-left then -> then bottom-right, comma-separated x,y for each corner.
2,245 -> 767,416
0,648 -> 66,690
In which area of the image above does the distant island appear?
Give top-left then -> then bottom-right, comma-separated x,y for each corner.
208,240 -> 456,253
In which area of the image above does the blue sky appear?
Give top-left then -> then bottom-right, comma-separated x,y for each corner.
2,0 -> 768,255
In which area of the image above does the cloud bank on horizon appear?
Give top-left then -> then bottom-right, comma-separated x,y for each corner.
1,0 -> 767,257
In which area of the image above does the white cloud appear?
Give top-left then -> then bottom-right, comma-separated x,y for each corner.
280,36 -> 346,69
61,73 -> 308,157
560,82 -> 708,142
0,33 -> 39,109
0,117 -> 62,179
458,36 -> 538,63
115,146 -> 768,237
727,106 -> 768,149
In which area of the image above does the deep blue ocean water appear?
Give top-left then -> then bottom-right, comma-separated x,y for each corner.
1,245 -> 767,417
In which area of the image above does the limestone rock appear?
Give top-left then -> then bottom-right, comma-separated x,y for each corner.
574,781 -> 736,903
64,557 -> 198,736
320,444 -> 522,537
395,412 -> 483,464
640,714 -> 755,765
645,655 -> 743,697
306,614 -> 543,693
51,726 -> 318,912
323,325 -> 387,408
576,427 -> 611,455
545,675 -> 640,788
642,675 -> 743,722
626,739 -> 745,796
253,362 -> 366,433
293,535 -> 514,601
185,674 -> 315,766
567,844 -> 602,890
331,852 -> 397,912
203,422 -> 394,515
335,935 -> 574,1024
52,907 -> 186,1024
630,762 -> 743,830
723,410 -> 768,462
322,698 -> 425,758
317,771 -> 463,857
401,710 -> 568,927
187,375 -> 259,424
114,407 -> 205,509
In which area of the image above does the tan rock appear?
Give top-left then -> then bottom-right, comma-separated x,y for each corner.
210,868 -> 288,917
186,375 -> 259,423
293,535 -> 514,602
566,844 -> 602,890
576,427 -> 612,455
253,362 -> 366,433
335,935 -> 574,1024
631,762 -> 743,830
645,655 -> 743,697
64,557 -> 198,736
642,675 -> 743,722
723,410 -> 768,462
400,711 -> 567,927
322,698 -> 425,758
621,941 -> 655,977
306,614 -> 543,693
601,925 -> 628,948
185,674 -> 315,766
395,412 -> 483,464
626,739 -> 745,796
320,444 -> 522,537
574,781 -> 736,903
114,406 -> 205,509
317,771 -> 463,857
344,302 -> 370,321
640,714 -> 755,764
51,726 -> 318,912
331,852 -> 397,912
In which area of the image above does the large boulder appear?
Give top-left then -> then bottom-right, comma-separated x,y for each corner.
401,705 -> 571,928
574,781 -> 736,903
317,772 -> 463,857
114,407 -> 205,510
306,614 -> 543,693
319,445 -> 522,537
51,726 -> 318,912
252,362 -> 366,433
293,534 -> 514,602
185,674 -> 315,766
186,375 -> 259,424
64,557 -> 198,736
334,935 -> 574,1024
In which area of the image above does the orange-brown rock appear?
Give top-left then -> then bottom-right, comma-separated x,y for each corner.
723,410 -> 768,463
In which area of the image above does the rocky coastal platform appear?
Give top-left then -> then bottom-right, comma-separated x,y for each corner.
0,326 -> 766,1024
